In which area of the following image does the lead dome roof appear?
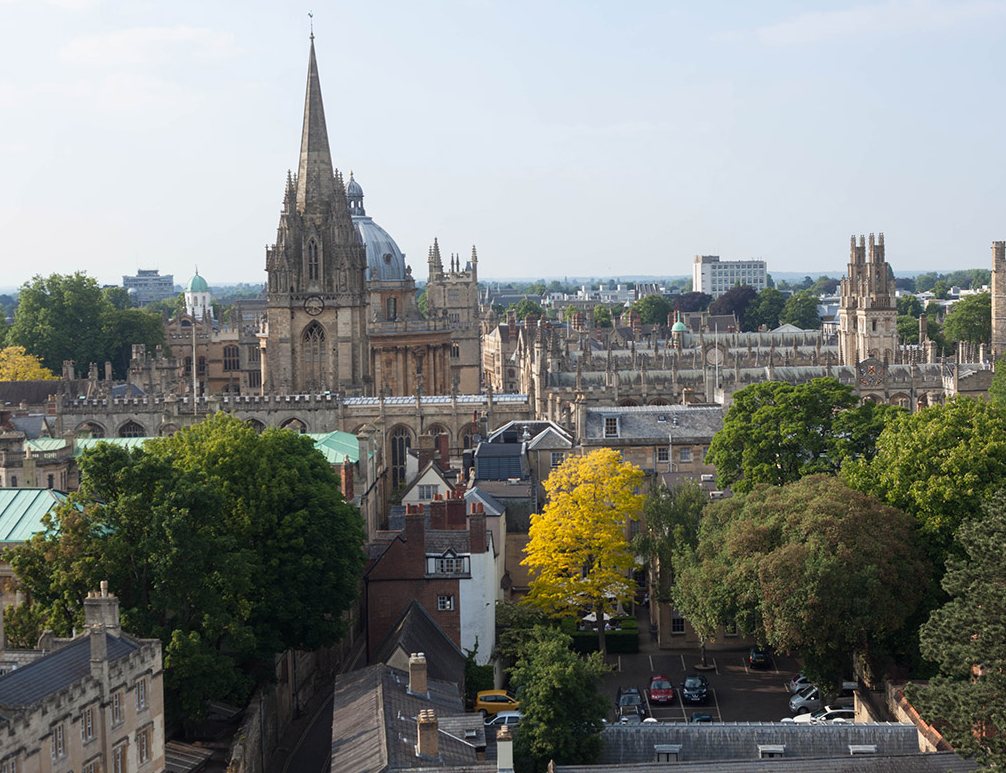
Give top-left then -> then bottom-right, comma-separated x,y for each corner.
347,174 -> 408,283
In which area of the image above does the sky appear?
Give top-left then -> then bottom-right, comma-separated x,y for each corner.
1,0 -> 1005,288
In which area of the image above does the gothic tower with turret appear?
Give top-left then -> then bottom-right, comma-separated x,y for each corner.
425,240 -> 482,392
838,233 -> 897,366
260,37 -> 370,394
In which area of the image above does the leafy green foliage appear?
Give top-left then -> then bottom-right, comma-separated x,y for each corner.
102,286 -> 134,311
416,289 -> 428,317
6,413 -> 366,721
709,284 -> 757,328
843,398 -> 1006,561
707,378 -> 898,494
744,288 -> 786,331
509,298 -> 545,320
989,365 -> 1006,406
510,627 -> 609,773
942,292 -> 991,344
592,305 -> 613,327
897,295 -> 923,318
897,315 -> 920,345
493,599 -> 551,669
7,273 -> 164,378
908,491 -> 1006,768
673,476 -> 929,688
672,291 -> 712,313
630,294 -> 673,325
779,291 -> 821,329
463,638 -> 495,706
632,480 -> 705,603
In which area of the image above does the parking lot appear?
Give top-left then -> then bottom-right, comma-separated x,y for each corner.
603,645 -> 804,723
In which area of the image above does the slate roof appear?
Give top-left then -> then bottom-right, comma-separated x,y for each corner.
0,633 -> 139,708
426,530 -> 473,555
8,415 -> 51,439
0,488 -> 66,542
556,751 -> 974,772
331,664 -> 479,773
0,380 -> 83,406
464,488 -> 504,517
473,443 -> 528,481
583,406 -> 724,443
370,601 -> 466,687
597,723 -> 920,765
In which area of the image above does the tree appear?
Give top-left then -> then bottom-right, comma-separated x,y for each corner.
509,298 -> 545,320
592,305 -> 612,328
897,294 -> 923,318
416,289 -> 428,317
630,294 -> 673,325
744,288 -> 786,332
6,413 -> 366,721
522,448 -> 644,655
706,378 -> 896,494
0,345 -> 57,380
989,365 -> 1006,406
907,491 -> 1006,768
102,308 -> 165,378
673,291 -> 712,313
673,476 -> 929,688
103,286 -> 134,310
943,292 -> 991,344
843,397 -> 1006,562
897,315 -> 920,345
779,291 -> 822,329
709,285 -> 757,328
510,626 -> 609,773
809,276 -> 840,295
632,480 -> 705,603
493,599 -> 550,670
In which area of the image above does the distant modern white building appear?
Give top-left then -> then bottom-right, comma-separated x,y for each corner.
122,269 -> 175,306
693,255 -> 768,298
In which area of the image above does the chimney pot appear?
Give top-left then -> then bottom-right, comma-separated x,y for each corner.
409,652 -> 428,697
417,707 -> 439,758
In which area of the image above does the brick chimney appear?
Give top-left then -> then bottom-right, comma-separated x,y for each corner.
409,652 -> 429,698
416,708 -> 439,758
497,723 -> 515,773
507,312 -> 516,340
417,434 -> 436,469
404,505 -> 425,547
340,459 -> 354,501
445,491 -> 466,530
437,433 -> 450,468
84,581 -> 121,637
468,502 -> 487,554
429,495 -> 447,529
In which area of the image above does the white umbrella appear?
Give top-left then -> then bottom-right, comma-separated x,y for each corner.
581,612 -> 613,622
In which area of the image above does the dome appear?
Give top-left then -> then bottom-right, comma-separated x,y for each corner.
186,272 -> 209,292
347,174 -> 408,282
672,320 -> 688,333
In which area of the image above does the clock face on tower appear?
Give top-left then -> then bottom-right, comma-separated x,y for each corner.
705,346 -> 722,366
304,296 -> 325,316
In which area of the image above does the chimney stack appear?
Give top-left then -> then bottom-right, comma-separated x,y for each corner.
340,459 -> 354,501
84,580 -> 121,637
416,708 -> 439,758
497,723 -> 515,773
409,652 -> 429,697
89,624 -> 108,682
429,495 -> 447,529
469,502 -> 487,553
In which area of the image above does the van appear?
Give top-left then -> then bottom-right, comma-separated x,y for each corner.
788,681 -> 856,714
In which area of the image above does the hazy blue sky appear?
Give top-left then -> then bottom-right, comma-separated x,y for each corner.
1,0 -> 1004,287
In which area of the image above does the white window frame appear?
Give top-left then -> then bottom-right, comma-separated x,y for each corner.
81,705 -> 95,741
604,416 -> 619,438
417,484 -> 437,501
138,725 -> 151,764
113,742 -> 127,773
437,594 -> 455,611
657,447 -> 669,462
136,676 -> 148,710
51,722 -> 65,760
111,689 -> 123,725
679,447 -> 692,463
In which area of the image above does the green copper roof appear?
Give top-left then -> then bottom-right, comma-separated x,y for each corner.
186,272 -> 210,292
73,437 -> 152,457
671,320 -> 688,332
305,431 -> 359,464
25,438 -> 69,453
0,489 -> 66,543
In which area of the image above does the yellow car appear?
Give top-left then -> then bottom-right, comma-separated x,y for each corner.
475,690 -> 520,717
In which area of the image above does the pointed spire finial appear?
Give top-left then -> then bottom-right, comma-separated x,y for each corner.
308,11 -> 314,40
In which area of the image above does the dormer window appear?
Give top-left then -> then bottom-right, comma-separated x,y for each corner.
429,550 -> 470,575
604,416 -> 619,438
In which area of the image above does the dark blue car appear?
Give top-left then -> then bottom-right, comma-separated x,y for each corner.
681,674 -> 708,704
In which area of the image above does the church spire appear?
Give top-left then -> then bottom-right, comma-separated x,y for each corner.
296,37 -> 336,214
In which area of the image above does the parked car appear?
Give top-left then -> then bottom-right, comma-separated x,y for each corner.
475,690 -> 520,717
788,681 -> 857,714
689,712 -> 713,723
787,673 -> 811,693
484,710 -> 522,728
747,646 -> 770,669
787,706 -> 855,725
648,674 -> 675,703
616,686 -> 646,721
681,674 -> 709,704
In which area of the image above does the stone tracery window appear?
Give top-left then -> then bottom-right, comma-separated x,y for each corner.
223,345 -> 240,371
302,321 -> 327,390
308,239 -> 319,280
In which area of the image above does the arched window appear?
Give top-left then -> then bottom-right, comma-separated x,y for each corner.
308,239 -> 319,280
76,422 -> 105,438
461,423 -> 477,450
302,322 -> 327,390
183,356 -> 192,376
451,343 -> 460,359
223,345 -> 240,371
197,357 -> 206,377
386,297 -> 397,321
282,418 -> 307,434
390,426 -> 412,489
247,419 -> 266,434
118,421 -> 145,438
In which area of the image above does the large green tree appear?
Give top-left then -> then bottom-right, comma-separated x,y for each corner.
631,294 -> 673,325
510,626 -> 609,773
673,475 -> 929,687
780,290 -> 822,329
5,413 -> 366,720
942,292 -> 991,344
908,491 -> 1006,768
673,291 -> 712,313
843,397 -> 1006,561
707,378 -> 899,494
632,480 -> 705,603
709,284 -> 757,328
744,288 -> 786,332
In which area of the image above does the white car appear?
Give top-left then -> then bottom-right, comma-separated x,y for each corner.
485,710 -> 522,728
787,674 -> 811,693
786,706 -> 855,725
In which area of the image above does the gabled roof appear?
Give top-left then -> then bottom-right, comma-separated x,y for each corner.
370,601 -> 466,686
583,405 -> 724,443
0,488 -> 66,542
464,488 -> 504,517
0,633 -> 140,708
8,414 -> 51,439
399,460 -> 451,501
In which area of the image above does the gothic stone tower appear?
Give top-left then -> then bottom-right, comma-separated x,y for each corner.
838,233 -> 897,365
425,239 -> 482,393
261,37 -> 370,394
992,241 -> 1006,358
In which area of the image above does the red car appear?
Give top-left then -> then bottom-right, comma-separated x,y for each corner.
648,674 -> 675,703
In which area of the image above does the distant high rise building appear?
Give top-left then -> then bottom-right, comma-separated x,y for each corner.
692,255 -> 767,298
122,269 -> 175,306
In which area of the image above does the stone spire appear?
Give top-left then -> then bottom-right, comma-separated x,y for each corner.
296,37 -> 336,214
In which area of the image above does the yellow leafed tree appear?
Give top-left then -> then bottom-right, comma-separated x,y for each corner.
0,346 -> 57,381
523,448 -> 644,654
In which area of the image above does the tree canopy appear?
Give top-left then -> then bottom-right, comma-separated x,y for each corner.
942,292 -> 991,344
5,413 -> 366,721
522,448 -> 644,654
510,626 -> 609,773
673,475 -> 929,687
632,480 -> 705,604
908,490 -> 1006,768
7,273 -> 165,378
843,397 -> 1006,561
706,378 -> 899,494
709,285 -> 757,328
631,294 -> 673,325
672,291 -> 712,313
743,288 -> 786,332
780,291 -> 822,329
508,298 -> 546,320
0,345 -> 57,380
